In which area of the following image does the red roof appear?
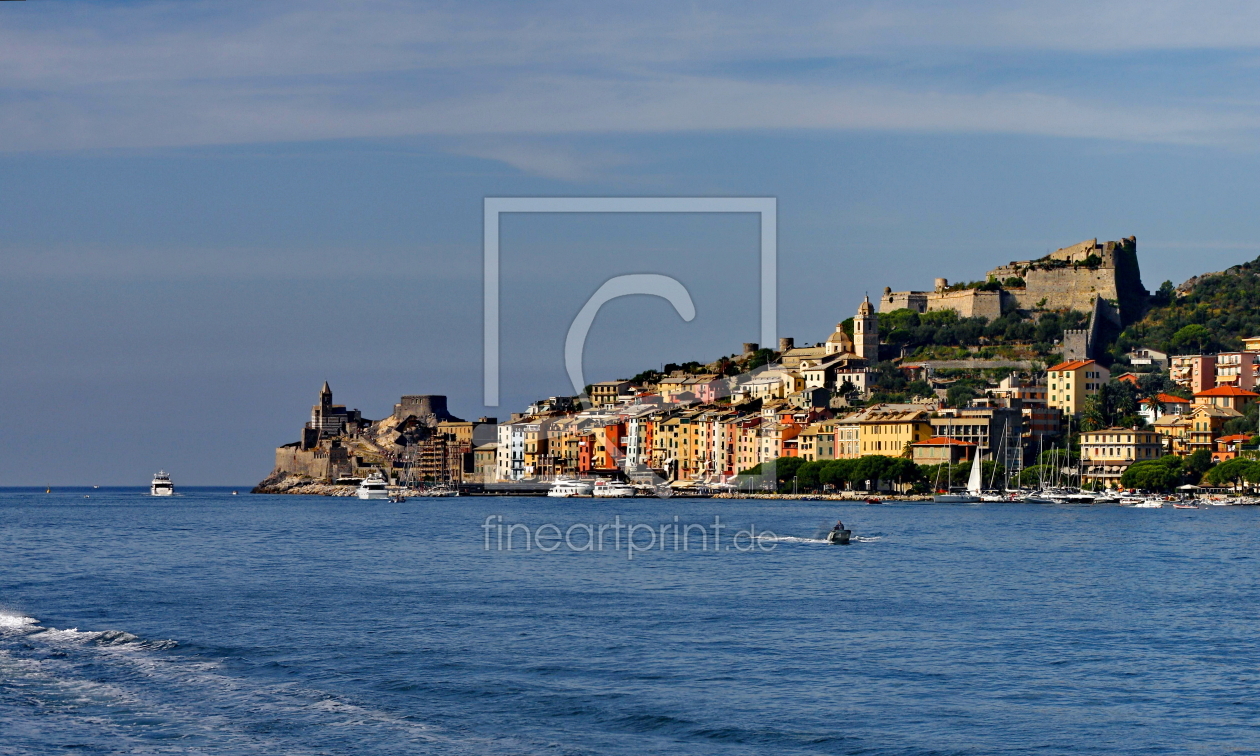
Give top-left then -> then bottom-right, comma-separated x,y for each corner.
912,437 -> 977,446
1117,373 -> 1140,385
1048,359 -> 1096,372
1194,386 -> 1260,397
1154,393 -> 1190,403
1216,434 -> 1254,443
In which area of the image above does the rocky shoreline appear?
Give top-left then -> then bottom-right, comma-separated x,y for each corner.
251,472 -> 357,497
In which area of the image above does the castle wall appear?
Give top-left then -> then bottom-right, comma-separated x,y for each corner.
1011,267 -> 1119,313
274,442 -> 351,481
879,291 -> 928,313
925,289 -> 1005,320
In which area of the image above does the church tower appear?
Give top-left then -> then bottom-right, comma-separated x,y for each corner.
854,295 -> 879,363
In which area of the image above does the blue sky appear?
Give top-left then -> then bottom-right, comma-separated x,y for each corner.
6,0 -> 1260,484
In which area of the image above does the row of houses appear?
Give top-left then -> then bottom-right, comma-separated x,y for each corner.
1157,337 -> 1260,393
488,397 -> 1028,484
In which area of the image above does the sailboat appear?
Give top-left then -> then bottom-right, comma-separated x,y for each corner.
934,452 -> 982,503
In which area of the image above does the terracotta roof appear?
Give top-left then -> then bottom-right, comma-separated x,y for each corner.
1154,393 -> 1190,403
1216,434 -> 1254,443
1117,373 -> 1141,384
1048,359 -> 1095,371
912,436 -> 977,446
1193,386 -> 1260,397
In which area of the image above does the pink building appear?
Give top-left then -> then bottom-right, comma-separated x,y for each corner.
1170,354 -> 1216,395
1215,352 -> 1257,390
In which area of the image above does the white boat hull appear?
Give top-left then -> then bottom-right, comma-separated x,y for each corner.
593,485 -> 636,498
356,472 -> 391,500
933,493 -> 981,503
150,487 -> 173,497
548,479 -> 594,497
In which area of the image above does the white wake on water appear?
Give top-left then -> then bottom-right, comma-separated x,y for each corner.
0,610 -> 499,755
754,534 -> 883,544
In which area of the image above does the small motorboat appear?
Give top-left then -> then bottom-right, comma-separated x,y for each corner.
825,529 -> 851,545
1173,503 -> 1197,509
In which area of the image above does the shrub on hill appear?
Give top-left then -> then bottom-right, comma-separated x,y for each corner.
1119,254 -> 1260,356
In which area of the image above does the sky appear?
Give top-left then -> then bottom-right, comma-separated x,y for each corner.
6,0 -> 1260,484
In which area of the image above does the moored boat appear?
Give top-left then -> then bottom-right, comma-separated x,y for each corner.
417,484 -> 459,498
592,480 -> 637,497
547,478 -> 594,497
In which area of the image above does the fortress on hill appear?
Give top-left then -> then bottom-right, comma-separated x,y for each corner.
878,237 -> 1147,327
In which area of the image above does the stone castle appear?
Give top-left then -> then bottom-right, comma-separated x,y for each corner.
266,383 -> 494,485
879,236 -> 1147,326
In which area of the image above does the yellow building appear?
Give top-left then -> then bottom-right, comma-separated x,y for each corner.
1185,405 -> 1241,456
1153,414 -> 1190,456
798,420 -> 838,461
1047,359 -> 1110,415
1080,427 -> 1163,487
853,406 -> 933,457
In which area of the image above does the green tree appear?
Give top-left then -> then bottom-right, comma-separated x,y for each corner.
820,459 -> 855,489
1185,449 -> 1215,482
1082,381 -> 1142,431
1170,324 -> 1214,354
851,455 -> 894,491
884,458 -> 922,490
1120,459 -> 1180,491
946,384 -> 977,409
1150,280 -> 1176,308
1204,457 -> 1257,489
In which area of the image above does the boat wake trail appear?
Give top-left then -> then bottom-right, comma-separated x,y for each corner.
754,533 -> 883,545
0,611 -> 492,755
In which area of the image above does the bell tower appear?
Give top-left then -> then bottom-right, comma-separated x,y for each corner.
854,295 -> 879,363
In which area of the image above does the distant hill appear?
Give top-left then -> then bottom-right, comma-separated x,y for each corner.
1117,255 -> 1260,357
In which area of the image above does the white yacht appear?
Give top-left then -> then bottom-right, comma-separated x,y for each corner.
150,471 -> 174,497
356,472 -> 390,500
592,480 -> 637,498
547,478 -> 594,497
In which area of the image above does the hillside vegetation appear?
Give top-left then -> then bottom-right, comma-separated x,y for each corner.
1118,255 -> 1260,357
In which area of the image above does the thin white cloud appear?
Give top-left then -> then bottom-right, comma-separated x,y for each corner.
3,0 -> 1260,156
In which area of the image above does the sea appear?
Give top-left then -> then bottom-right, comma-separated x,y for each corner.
2,488 -> 1259,755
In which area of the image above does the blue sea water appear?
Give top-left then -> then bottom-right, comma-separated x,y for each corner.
2,488 -> 1259,755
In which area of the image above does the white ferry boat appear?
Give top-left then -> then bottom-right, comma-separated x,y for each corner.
356,472 -> 390,500
592,480 -> 637,498
150,471 -> 174,496
547,478 -> 594,497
